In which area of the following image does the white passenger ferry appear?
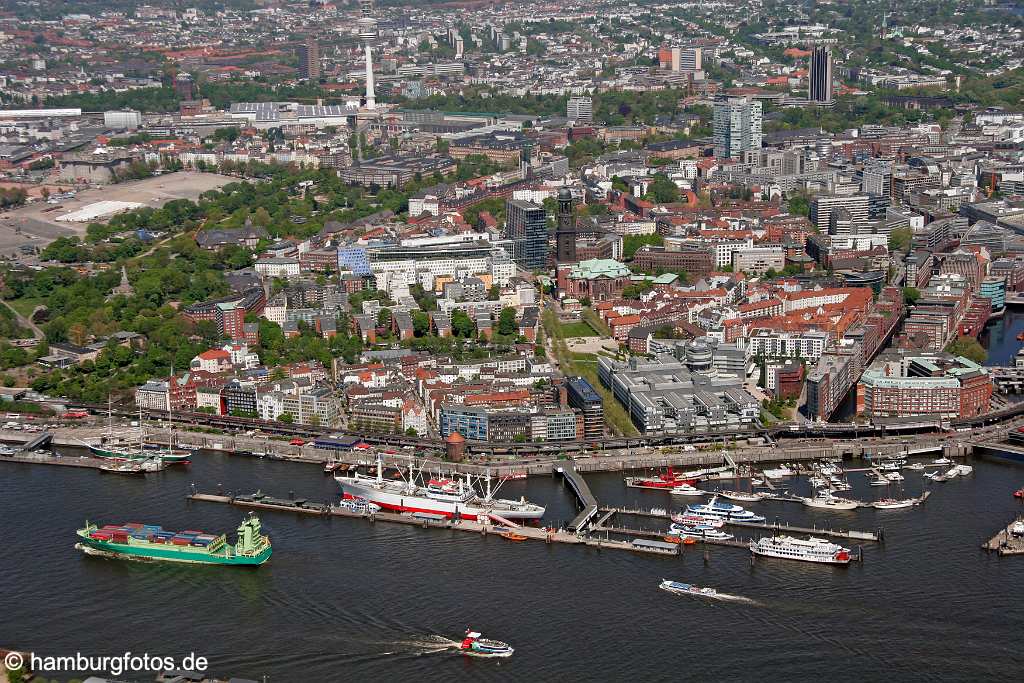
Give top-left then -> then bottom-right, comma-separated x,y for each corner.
749,535 -> 852,564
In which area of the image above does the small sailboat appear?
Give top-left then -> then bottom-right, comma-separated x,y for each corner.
873,498 -> 916,509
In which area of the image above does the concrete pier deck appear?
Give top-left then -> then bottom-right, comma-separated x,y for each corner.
982,516 -> 1024,556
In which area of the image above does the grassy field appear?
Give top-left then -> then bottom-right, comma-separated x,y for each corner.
7,297 -> 44,318
582,308 -> 612,337
544,308 -> 639,437
559,320 -> 598,337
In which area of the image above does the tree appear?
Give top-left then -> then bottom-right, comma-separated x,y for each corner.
945,336 -> 987,364
451,310 -> 474,337
624,234 -> 664,260
411,310 -> 431,337
786,191 -> 811,217
902,287 -> 921,305
278,413 -> 294,423
644,174 -> 680,204
487,285 -> 500,301
405,426 -> 419,436
497,307 -> 517,336
377,307 -> 392,328
889,227 -> 913,253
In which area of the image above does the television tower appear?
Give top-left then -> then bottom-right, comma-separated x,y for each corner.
358,0 -> 377,110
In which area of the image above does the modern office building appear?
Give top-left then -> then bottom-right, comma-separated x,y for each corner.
713,97 -> 762,159
809,194 -> 870,233
297,36 -> 320,81
809,45 -> 833,105
980,275 -> 1006,312
566,96 -> 593,123
505,199 -> 548,271
565,377 -> 604,440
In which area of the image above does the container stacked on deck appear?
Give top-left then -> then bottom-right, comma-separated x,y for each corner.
85,523 -> 226,551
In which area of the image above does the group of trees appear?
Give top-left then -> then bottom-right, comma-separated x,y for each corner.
0,187 -> 27,208
945,336 -> 987,364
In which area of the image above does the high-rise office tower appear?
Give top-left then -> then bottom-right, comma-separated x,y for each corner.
679,47 -> 702,71
505,199 -> 548,271
554,188 -> 577,264
298,36 -> 320,82
358,0 -> 377,110
713,97 -> 762,159
809,45 -> 833,105
658,46 -> 702,72
566,96 -> 593,123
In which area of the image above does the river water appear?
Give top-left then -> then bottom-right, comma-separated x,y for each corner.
1,447 -> 1022,682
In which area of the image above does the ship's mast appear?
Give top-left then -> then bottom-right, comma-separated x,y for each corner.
168,365 -> 174,451
376,452 -> 383,482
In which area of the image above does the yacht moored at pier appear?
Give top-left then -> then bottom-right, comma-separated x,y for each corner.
686,496 -> 766,523
668,523 -> 734,541
802,491 -> 859,510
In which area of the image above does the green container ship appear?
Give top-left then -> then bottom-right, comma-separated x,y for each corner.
75,513 -> 272,566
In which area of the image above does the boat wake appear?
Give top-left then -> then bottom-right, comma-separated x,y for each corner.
384,635 -> 463,656
660,581 -> 760,606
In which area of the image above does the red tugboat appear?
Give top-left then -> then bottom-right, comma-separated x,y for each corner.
1014,487 -> 1024,499
624,467 -> 697,490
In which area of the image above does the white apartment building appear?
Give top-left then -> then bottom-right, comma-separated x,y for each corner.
748,331 -> 828,361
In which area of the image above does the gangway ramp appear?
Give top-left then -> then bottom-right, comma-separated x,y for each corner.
557,464 -> 599,532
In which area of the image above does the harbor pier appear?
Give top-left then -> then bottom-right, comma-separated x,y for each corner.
556,463 -> 599,532
597,506 -> 882,542
982,516 -> 1024,556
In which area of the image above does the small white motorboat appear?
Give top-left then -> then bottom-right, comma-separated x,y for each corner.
762,466 -> 795,479
717,490 -> 763,502
906,462 -> 925,471
884,472 -> 904,482
932,457 -> 953,466
670,483 -> 706,497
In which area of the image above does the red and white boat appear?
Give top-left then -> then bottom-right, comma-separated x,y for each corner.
1014,487 -> 1024,499
335,457 -> 545,521
669,512 -> 725,528
625,467 -> 697,490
